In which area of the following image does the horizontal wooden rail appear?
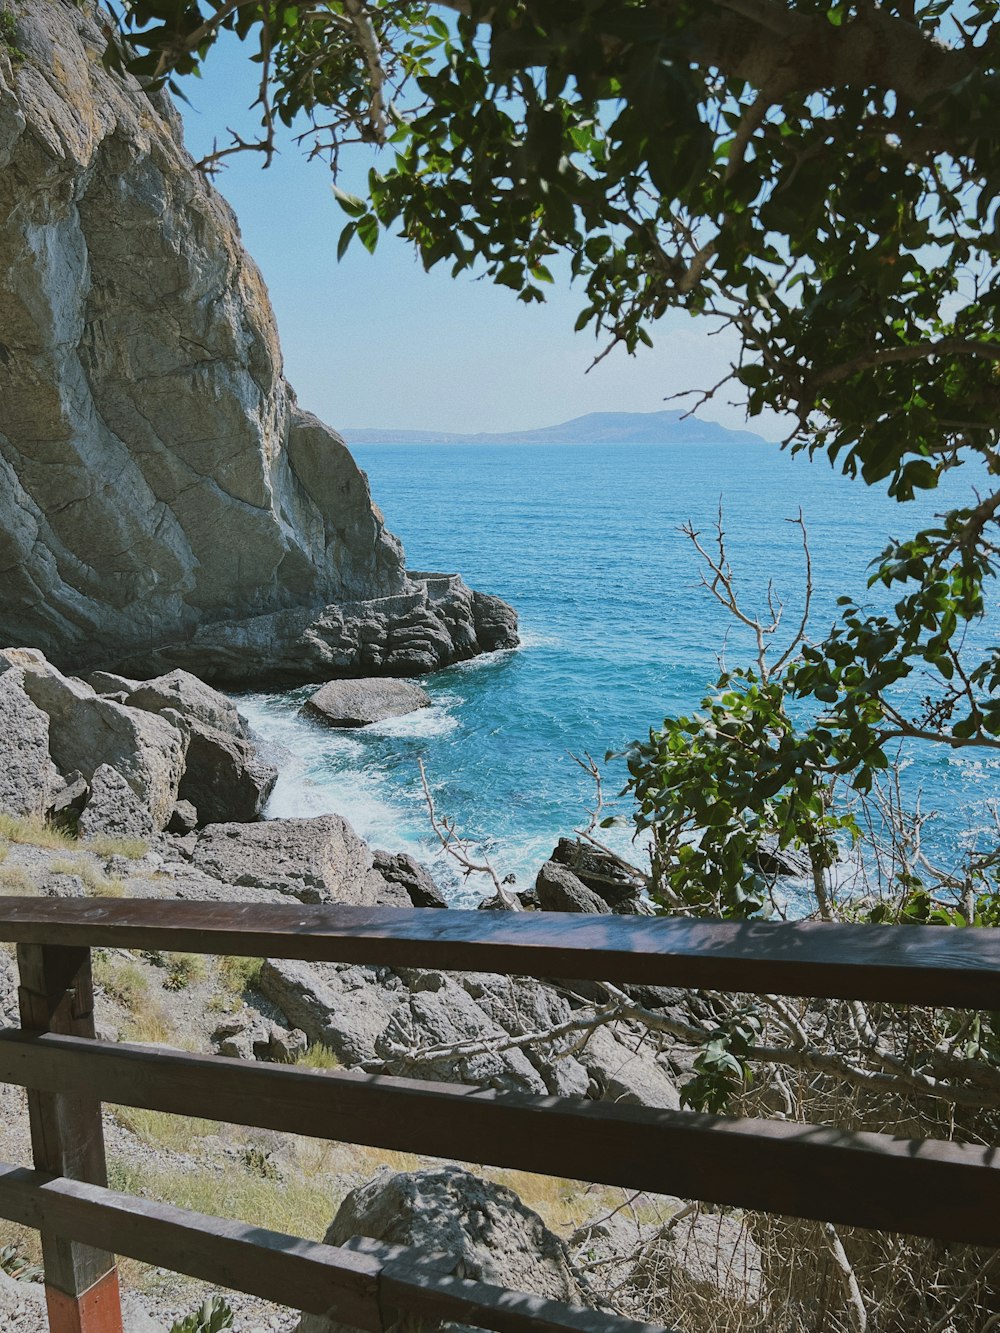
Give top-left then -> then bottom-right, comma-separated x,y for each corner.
0,1031 -> 997,1246
0,1163 -> 659,1333
0,896 -> 998,1004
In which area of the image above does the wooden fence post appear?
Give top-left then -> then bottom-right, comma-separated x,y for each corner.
17,943 -> 124,1333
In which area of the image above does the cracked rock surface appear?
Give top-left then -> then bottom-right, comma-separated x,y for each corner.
0,0 -> 515,685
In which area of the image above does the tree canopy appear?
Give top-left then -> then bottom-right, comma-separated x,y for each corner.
111,0 -> 1000,916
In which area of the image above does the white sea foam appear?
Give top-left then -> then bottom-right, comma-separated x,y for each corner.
514,628 -> 563,650
447,645 -> 521,673
364,704 -> 459,739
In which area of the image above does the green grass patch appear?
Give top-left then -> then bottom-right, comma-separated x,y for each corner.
163,952 -> 207,991
216,955 -> 264,998
296,1043 -> 340,1070
0,10 -> 24,63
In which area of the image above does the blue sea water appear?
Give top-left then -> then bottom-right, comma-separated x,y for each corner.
238,440 -> 999,907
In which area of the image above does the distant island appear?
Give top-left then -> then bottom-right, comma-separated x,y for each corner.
342,410 -> 767,447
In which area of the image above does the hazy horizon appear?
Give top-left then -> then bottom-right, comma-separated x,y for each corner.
176,38 -> 789,443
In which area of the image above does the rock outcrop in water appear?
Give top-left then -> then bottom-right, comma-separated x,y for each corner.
0,0 -> 516,684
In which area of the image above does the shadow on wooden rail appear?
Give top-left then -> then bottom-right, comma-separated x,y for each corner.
0,895 -> 997,1333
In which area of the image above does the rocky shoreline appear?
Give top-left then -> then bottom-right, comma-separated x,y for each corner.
0,645 -> 688,1104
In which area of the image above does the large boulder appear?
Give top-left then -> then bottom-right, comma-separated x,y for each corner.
296,1166 -> 587,1333
7,652 -> 186,830
575,1024 -> 680,1109
257,955 -> 680,1105
257,960 -> 546,1092
549,838 -> 646,909
0,659 -> 59,817
77,762 -> 154,842
94,667 -> 277,823
0,0 -> 516,685
534,861 -> 610,914
372,849 -> 448,908
125,669 -> 246,737
188,815 -> 409,906
174,719 -> 277,824
569,1205 -> 765,1322
258,960 -> 410,1070
303,678 -> 431,728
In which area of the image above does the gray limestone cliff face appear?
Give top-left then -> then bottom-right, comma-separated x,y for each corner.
0,0 -> 516,684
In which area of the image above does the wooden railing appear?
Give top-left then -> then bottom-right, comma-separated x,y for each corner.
0,895 -> 997,1333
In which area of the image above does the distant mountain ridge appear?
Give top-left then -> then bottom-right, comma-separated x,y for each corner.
343,410 -> 766,446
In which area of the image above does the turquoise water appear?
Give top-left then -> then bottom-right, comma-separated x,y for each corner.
238,441 -> 999,906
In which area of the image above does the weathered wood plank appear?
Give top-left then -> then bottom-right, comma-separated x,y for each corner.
16,946 -> 123,1333
0,1032 -> 996,1246
0,897 -> 997,1004
0,1164 -> 665,1333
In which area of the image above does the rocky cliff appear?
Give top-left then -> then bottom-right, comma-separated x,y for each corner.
0,0 -> 516,684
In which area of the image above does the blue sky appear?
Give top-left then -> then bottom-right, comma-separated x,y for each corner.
177,40 -> 783,438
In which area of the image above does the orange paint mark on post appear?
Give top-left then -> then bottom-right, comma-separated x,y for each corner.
45,1268 -> 125,1333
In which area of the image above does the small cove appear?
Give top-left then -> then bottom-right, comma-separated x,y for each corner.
239,439 -> 998,906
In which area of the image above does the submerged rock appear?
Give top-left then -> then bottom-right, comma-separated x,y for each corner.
302,678 -> 431,728
0,0 -> 516,683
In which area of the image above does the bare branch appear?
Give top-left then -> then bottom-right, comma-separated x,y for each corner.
418,759 -> 521,909
823,1222 -> 868,1333
342,0 -> 390,144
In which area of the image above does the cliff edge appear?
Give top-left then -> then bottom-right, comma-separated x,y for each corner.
0,0 -> 516,684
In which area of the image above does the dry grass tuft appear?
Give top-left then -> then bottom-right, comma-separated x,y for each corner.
84,834 -> 149,860
111,1107 -> 220,1154
0,814 -> 75,850
107,1155 -> 339,1244
0,866 -> 38,893
50,857 -> 124,897
93,955 -> 173,1044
